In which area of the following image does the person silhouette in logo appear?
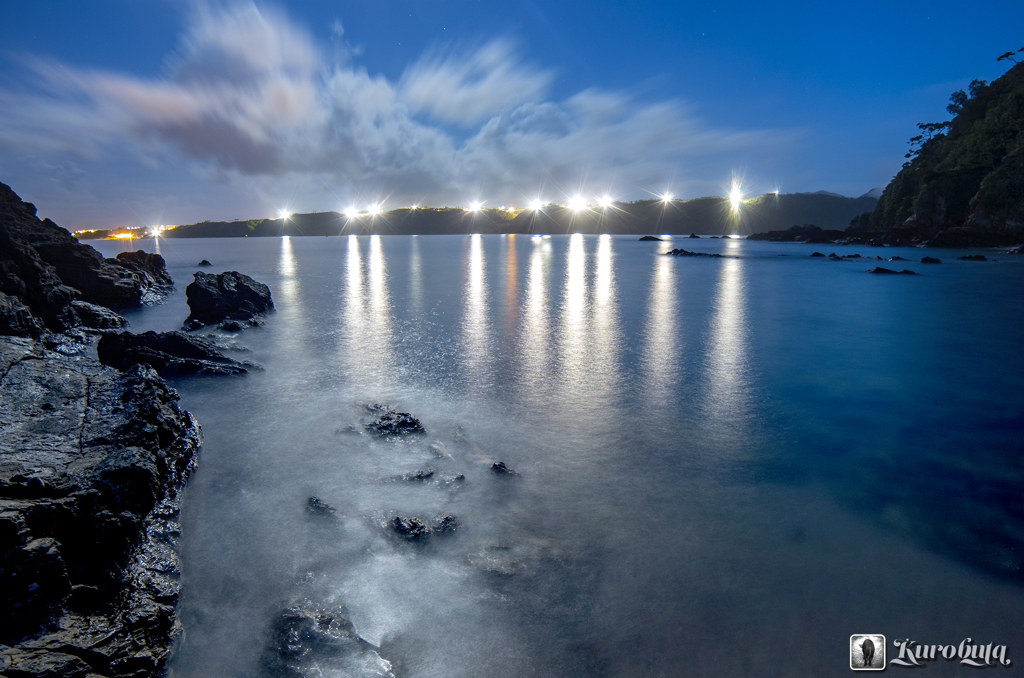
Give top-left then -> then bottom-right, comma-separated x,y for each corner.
861,638 -> 875,667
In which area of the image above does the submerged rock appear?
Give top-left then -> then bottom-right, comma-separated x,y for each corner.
867,267 -> 919,275
96,330 -> 261,377
400,469 -> 436,482
810,252 -> 826,257
0,336 -> 200,676
184,270 -> 273,330
957,254 -> 988,261
491,461 -> 518,476
306,496 -> 336,518
666,248 -> 723,258
261,600 -> 394,678
391,516 -> 431,541
365,404 -> 426,435
920,256 -> 942,264
432,513 -> 459,534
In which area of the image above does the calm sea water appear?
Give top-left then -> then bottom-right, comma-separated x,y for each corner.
93,235 -> 1024,677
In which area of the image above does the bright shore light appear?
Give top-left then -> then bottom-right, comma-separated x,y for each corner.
345,206 -> 357,218
598,195 -> 613,208
568,196 -> 586,212
468,201 -> 482,212
410,204 -> 418,210
530,199 -> 544,211
730,183 -> 743,212
279,210 -> 291,220
369,203 -> 382,216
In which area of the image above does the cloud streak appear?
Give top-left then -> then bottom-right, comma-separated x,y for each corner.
0,2 -> 794,218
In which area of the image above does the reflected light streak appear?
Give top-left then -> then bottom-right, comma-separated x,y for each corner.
409,234 -> 423,314
274,235 -> 302,356
557,234 -> 589,410
705,256 -> 750,434
642,248 -> 680,408
341,235 -> 396,388
588,234 -> 622,417
461,234 -> 492,391
519,237 -> 552,401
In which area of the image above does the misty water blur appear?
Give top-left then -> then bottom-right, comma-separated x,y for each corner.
94,235 -> 1024,676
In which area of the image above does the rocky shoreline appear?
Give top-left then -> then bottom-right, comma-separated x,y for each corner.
0,180 -> 216,677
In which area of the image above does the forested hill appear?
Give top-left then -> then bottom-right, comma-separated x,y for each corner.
849,58 -> 1024,247
78,192 -> 876,239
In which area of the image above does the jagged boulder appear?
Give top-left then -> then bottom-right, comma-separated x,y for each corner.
184,271 -> 273,330
97,330 -> 260,377
0,336 -> 200,676
261,600 -> 394,678
70,300 -> 128,330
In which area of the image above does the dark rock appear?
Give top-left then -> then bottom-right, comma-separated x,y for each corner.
0,290 -> 45,337
843,253 -> 862,258
920,256 -> 942,264
638,235 -> 663,241
0,336 -> 200,675
0,182 -> 163,333
957,254 -> 988,261
709,236 -> 719,238
1008,246 -> 1023,254
491,461 -> 517,475
184,271 -> 273,330
887,256 -> 909,261
391,516 -> 430,541
432,514 -> 459,534
365,404 -> 425,435
666,248 -> 723,258
810,252 -> 826,257
196,259 -> 212,267
96,330 -> 260,377
306,496 -> 336,517
747,224 -> 847,242
261,600 -> 394,678
867,267 -> 918,275
401,469 -> 435,482
112,250 -> 174,302
688,233 -> 700,238
70,300 -> 128,330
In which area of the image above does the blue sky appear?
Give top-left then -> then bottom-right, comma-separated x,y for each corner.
0,0 -> 1021,230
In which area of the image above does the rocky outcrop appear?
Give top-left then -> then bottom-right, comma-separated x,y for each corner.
70,301 -> 128,330
867,267 -> 919,275
184,271 -> 273,330
0,336 -> 201,677
638,235 -> 663,241
97,330 -> 260,377
364,405 -> 425,435
111,251 -> 173,302
666,248 -> 723,258
261,600 -> 394,678
0,182 -> 171,334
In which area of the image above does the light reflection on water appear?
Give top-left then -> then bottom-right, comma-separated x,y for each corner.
84,235 -> 1024,677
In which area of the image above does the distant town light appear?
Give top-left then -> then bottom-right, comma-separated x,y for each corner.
410,204 -> 418,210
369,203 -> 382,216
730,183 -> 743,212
530,199 -> 544,211
568,196 -> 586,212
279,210 -> 290,220
468,201 -> 482,212
345,206 -> 357,218
598,195 -> 613,208
662,193 -> 674,203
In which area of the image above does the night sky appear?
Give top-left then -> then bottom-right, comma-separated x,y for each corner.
1,0 -> 1021,230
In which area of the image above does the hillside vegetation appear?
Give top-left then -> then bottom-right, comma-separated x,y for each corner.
850,58 -> 1024,246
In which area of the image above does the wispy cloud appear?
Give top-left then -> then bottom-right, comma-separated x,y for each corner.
0,1 -> 794,221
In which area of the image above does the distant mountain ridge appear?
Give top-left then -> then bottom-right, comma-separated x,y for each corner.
77,193 -> 878,239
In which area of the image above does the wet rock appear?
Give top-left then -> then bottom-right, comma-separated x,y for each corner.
0,290 -> 45,338
261,599 -> 395,678
920,256 -> 942,264
957,254 -> 988,261
491,461 -> 518,476
666,248 -> 723,258
401,469 -> 435,482
184,271 -> 273,330
196,259 -> 212,267
0,336 -> 200,676
365,404 -> 425,435
810,252 -> 826,257
638,235 -> 663,241
391,516 -> 430,541
306,496 -> 336,518
867,267 -> 919,275
96,330 -> 260,377
1,182 -> 164,333
844,253 -> 862,258
688,233 -> 700,238
887,255 -> 909,261
70,300 -> 128,330
432,513 -> 459,534
112,250 -> 174,302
